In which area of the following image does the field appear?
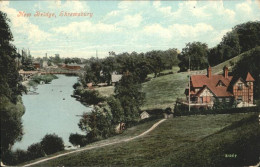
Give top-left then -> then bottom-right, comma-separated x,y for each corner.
142,71 -> 188,110
31,112 -> 259,167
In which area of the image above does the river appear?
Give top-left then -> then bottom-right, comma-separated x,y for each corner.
13,75 -> 91,150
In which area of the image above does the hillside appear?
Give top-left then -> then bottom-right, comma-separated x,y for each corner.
141,46 -> 260,111
29,113 -> 259,166
211,46 -> 260,74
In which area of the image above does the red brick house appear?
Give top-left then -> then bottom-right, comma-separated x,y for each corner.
184,66 -> 254,107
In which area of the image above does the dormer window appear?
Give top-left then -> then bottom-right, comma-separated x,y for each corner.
216,80 -> 226,87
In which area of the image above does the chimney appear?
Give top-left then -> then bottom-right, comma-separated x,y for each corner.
207,66 -> 211,78
223,66 -> 228,78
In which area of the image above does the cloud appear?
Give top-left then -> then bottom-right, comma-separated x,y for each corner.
0,2 -> 51,44
236,0 -> 252,15
211,29 -> 231,44
170,23 -> 214,38
52,21 -> 119,36
256,0 -> 260,8
153,1 -> 235,22
48,0 -> 90,12
143,24 -> 172,40
115,14 -> 142,28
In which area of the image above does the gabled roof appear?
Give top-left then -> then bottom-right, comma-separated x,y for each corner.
191,74 -> 233,97
216,80 -> 226,87
246,72 -> 255,82
196,85 -> 216,97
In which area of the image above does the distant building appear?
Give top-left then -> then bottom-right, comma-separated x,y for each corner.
182,66 -> 255,108
33,62 -> 41,69
111,72 -> 122,85
63,63 -> 85,70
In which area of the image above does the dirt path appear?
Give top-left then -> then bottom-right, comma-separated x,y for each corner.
23,119 -> 166,167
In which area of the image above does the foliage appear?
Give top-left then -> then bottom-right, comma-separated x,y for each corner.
106,96 -> 125,124
0,11 -> 23,103
31,74 -> 58,84
232,47 -> 260,99
72,82 -> 81,89
0,96 -> 24,158
36,113 -> 257,167
173,103 -> 259,116
27,142 -> 45,159
74,88 -> 106,105
208,21 -> 260,66
81,48 -> 178,85
69,133 -> 88,147
178,42 -> 208,71
78,103 -> 114,142
40,134 -> 64,155
115,73 -> 145,124
21,50 -> 35,71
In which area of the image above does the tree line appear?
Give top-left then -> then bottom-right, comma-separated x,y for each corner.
82,49 -> 179,85
178,21 -> 260,71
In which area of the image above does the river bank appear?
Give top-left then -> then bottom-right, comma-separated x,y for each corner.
13,75 -> 91,150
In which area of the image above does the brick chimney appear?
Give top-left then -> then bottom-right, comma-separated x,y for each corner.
223,66 -> 228,78
207,66 -> 212,78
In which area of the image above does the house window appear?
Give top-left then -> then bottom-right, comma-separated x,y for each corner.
238,83 -> 243,90
237,96 -> 243,102
219,98 -> 222,102
200,97 -> 203,103
226,98 -> 230,102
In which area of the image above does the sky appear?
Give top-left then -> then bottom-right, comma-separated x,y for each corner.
0,0 -> 259,58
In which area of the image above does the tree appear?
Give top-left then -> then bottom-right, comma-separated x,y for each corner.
178,42 -> 208,71
235,21 -> 260,52
0,97 -> 24,153
73,88 -> 106,105
146,50 -> 165,77
107,96 -> 124,125
27,143 -> 45,159
0,11 -> 25,161
40,134 -> 64,155
78,103 -> 114,142
0,11 -> 23,103
208,21 -> 260,66
69,133 -> 87,147
114,73 -> 145,124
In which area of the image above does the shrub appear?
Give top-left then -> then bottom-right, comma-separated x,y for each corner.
27,142 -> 45,159
69,133 -> 88,147
74,88 -> 106,105
40,134 -> 64,155
174,103 -> 259,117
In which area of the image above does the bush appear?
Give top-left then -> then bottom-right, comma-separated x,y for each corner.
174,103 -> 259,117
40,134 -> 64,155
27,142 -> 45,159
69,133 -> 88,147
74,88 -> 106,105
73,82 -> 81,89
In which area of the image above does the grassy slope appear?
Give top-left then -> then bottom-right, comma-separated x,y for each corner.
141,47 -> 260,110
211,46 -> 260,74
142,71 -> 188,110
20,119 -> 160,166
33,113 -> 257,167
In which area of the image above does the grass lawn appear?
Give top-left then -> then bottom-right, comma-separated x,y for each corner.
142,72 -> 188,110
33,113 -> 258,167
20,119 -> 160,166
94,86 -> 114,97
